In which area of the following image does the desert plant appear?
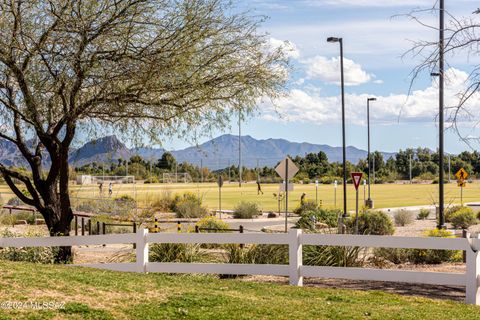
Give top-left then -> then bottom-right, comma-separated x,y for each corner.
408,229 -> 460,264
417,208 -> 430,220
144,176 -> 159,184
394,210 -> 414,226
196,216 -> 230,232
293,200 -> 317,215
149,243 -> 210,263
0,229 -> 58,264
303,245 -> 364,267
175,201 -> 208,219
233,201 -> 261,219
373,247 -> 411,265
295,209 -> 340,230
445,205 -> 462,223
450,207 -> 477,229
347,210 -> 394,235
151,191 -> 174,212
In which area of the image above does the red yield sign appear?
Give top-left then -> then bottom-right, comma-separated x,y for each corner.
351,172 -> 363,191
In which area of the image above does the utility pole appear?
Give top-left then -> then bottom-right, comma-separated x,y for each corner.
438,0 -> 446,229
448,154 -> 451,183
200,159 -> 203,183
239,110 -> 242,187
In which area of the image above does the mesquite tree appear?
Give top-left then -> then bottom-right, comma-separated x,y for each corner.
404,5 -> 480,143
0,0 -> 287,262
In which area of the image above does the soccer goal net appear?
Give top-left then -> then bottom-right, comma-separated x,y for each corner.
162,173 -> 192,183
91,175 -> 135,184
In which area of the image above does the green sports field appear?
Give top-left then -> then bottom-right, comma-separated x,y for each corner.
1,181 -> 478,212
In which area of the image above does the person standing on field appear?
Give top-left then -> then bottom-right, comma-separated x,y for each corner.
257,180 -> 263,195
108,182 -> 113,196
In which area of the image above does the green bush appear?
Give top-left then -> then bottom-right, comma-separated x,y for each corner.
0,229 -> 57,264
450,207 -> 477,229
225,242 -> 363,267
233,201 -> 260,219
144,176 -> 159,184
394,210 -> 414,226
347,210 -> 394,235
149,243 -> 209,263
195,216 -> 230,232
171,192 -> 208,219
151,191 -> 174,212
295,209 -> 340,230
417,208 -> 430,220
445,205 -> 462,223
374,229 -> 461,265
303,245 -> 364,267
293,200 -> 317,215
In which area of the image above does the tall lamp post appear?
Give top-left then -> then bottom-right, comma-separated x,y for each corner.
430,0 -> 445,229
366,97 -> 376,209
327,36 -> 347,231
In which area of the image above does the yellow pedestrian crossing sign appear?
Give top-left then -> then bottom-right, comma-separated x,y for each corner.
455,168 -> 468,181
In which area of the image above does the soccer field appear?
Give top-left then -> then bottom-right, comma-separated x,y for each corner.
1,181 -> 479,212
2,181 -> 476,212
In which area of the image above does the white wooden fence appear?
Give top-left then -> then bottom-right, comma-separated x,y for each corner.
1,229 -> 480,305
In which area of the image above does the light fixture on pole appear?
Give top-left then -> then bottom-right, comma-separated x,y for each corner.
327,36 -> 347,232
366,97 -> 376,209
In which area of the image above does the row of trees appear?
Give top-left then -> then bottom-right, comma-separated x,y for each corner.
73,148 -> 480,184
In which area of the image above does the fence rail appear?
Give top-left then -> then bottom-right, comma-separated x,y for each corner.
1,229 -> 479,305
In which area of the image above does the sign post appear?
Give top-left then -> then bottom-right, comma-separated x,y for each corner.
315,180 -> 319,206
351,172 -> 363,234
217,175 -> 224,219
275,157 -> 299,232
334,180 -> 338,208
455,168 -> 468,206
363,179 -> 366,206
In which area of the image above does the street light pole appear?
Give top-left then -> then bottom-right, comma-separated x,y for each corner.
239,110 -> 242,188
366,97 -> 376,209
327,36 -> 347,232
438,0 -> 446,229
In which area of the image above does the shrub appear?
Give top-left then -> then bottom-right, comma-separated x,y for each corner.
417,208 -> 430,220
151,191 -> 174,212
303,245 -> 364,267
172,192 -> 208,219
233,201 -> 260,219
0,229 -> 57,264
394,210 -> 414,226
373,248 -> 410,265
450,207 -> 477,229
149,243 -> 210,263
445,205 -> 462,223
7,197 -> 22,206
293,200 -> 317,215
196,216 -> 230,232
408,229 -> 459,264
295,209 -> 340,230
347,211 -> 394,235
144,176 -> 159,184
175,201 -> 208,219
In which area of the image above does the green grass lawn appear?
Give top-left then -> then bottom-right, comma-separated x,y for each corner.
1,181 -> 479,212
0,261 -> 479,319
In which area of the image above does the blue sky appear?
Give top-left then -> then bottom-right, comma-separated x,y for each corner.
161,0 -> 480,154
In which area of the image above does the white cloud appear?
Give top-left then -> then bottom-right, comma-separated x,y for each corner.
268,37 -> 300,59
261,68 -> 478,126
303,56 -> 374,86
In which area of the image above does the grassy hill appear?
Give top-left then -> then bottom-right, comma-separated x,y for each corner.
0,261 -> 479,319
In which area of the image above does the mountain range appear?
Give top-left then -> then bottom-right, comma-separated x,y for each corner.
0,134 -> 395,169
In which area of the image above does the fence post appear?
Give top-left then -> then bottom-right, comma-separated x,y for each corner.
177,221 -> 181,233
81,218 -> 85,236
466,234 -> 480,305
463,229 -> 469,263
195,225 -> 199,233
136,228 -> 149,273
288,228 -> 303,286
74,216 -> 78,236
